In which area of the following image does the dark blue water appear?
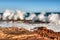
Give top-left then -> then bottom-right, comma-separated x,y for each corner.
0,12 -> 60,18
26,12 -> 60,17
36,12 -> 60,16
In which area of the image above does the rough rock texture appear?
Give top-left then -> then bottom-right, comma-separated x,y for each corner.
0,26 -> 60,40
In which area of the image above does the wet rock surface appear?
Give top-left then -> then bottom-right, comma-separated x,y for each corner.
0,26 -> 60,40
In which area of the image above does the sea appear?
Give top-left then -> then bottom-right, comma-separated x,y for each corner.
0,12 -> 60,32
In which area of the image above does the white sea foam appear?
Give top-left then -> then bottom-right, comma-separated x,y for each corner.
0,21 -> 60,32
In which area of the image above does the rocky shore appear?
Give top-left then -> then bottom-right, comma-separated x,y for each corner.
0,26 -> 60,40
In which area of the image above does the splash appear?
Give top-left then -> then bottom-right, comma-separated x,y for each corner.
25,12 -> 36,20
38,11 -> 46,22
3,9 -> 11,20
15,10 -> 26,20
3,9 -> 26,20
48,12 -> 60,25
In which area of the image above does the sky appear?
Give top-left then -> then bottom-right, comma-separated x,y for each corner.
0,0 -> 60,12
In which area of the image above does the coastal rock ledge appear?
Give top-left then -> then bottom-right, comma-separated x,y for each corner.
0,26 -> 60,40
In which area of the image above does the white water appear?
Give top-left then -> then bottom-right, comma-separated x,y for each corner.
0,21 -> 60,32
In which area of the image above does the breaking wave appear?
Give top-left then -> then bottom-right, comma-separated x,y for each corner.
0,9 -> 60,32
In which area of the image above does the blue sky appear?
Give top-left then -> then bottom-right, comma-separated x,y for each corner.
0,0 -> 60,12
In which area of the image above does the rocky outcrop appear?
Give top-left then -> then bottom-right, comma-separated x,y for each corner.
0,27 -> 30,35
0,26 -> 60,40
33,27 -> 60,40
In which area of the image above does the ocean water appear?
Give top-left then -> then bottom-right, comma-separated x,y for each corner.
0,12 -> 60,17
0,12 -> 60,32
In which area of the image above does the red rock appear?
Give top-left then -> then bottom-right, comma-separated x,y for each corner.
0,26 -> 60,40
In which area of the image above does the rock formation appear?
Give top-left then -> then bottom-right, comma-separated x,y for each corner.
0,26 -> 60,40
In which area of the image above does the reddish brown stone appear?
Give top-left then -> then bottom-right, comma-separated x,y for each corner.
0,26 -> 60,40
